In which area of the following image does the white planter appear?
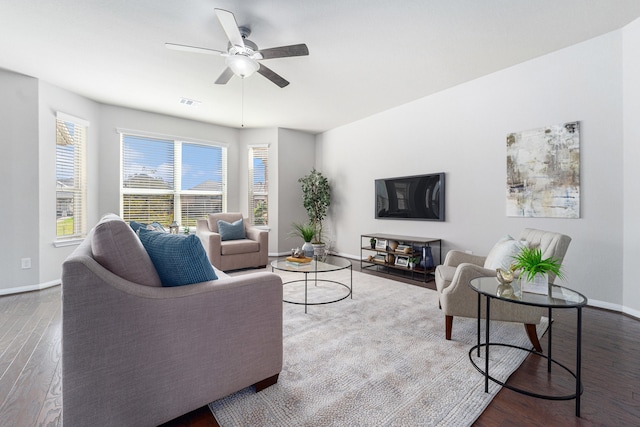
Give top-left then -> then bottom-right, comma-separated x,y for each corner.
521,272 -> 549,295
302,242 -> 314,257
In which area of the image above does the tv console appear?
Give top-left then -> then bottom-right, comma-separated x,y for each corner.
360,233 -> 442,282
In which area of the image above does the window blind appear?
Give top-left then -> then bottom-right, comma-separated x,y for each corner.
121,133 -> 227,227
56,113 -> 87,239
248,145 -> 269,226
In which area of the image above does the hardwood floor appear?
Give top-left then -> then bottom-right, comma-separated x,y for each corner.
1,276 -> 639,426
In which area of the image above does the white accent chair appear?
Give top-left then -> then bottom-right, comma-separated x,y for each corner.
434,228 -> 571,351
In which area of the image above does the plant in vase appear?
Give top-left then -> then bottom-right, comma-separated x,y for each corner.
289,222 -> 316,257
408,256 -> 420,270
298,168 -> 331,256
370,237 -> 376,249
511,246 -> 565,294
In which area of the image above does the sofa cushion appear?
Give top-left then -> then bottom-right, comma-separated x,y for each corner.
91,214 -> 162,287
138,228 -> 218,287
220,239 -> 260,256
484,235 -> 526,270
217,218 -> 246,241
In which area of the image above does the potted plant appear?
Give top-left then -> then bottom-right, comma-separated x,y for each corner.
511,247 -> 565,294
290,222 -> 316,257
370,237 -> 376,249
298,168 -> 331,255
408,256 -> 420,270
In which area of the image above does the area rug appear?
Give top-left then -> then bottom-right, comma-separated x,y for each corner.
210,269 -> 548,426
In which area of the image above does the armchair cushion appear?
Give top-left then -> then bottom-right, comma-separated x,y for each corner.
483,235 -> 526,270
138,228 -> 218,287
91,213 -> 162,287
221,239 -> 260,255
218,218 -> 246,241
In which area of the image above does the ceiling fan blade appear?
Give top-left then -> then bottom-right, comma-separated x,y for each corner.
215,9 -> 245,49
214,67 -> 235,85
258,44 -> 309,60
257,63 -> 289,88
165,43 -> 225,56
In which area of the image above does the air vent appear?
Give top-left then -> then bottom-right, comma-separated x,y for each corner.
179,98 -> 201,107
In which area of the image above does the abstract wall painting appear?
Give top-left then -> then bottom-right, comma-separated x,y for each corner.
506,121 -> 580,218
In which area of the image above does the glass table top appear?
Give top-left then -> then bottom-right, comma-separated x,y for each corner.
469,276 -> 588,308
271,255 -> 352,273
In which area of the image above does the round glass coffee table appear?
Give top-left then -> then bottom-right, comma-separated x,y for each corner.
271,256 -> 352,313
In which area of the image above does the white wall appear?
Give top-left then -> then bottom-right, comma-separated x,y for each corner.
318,30 -> 629,311
0,70 -> 40,293
623,18 -> 640,315
277,128 -> 315,254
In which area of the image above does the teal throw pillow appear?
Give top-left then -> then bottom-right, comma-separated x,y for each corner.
130,221 -> 167,233
137,228 -> 217,287
217,218 -> 246,241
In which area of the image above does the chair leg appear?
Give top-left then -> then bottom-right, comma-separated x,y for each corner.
254,373 -> 279,392
524,323 -> 542,352
445,315 -> 453,340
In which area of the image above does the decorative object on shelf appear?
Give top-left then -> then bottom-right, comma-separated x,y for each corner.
395,256 -> 409,267
290,222 -> 316,257
386,254 -> 396,264
298,168 -> 331,245
511,246 -> 565,295
373,254 -> 385,263
507,121 -> 580,218
370,237 -> 376,249
169,221 -> 179,234
396,244 -> 411,253
496,268 -> 514,285
389,240 -> 399,251
183,226 -> 190,235
375,239 -> 387,250
408,256 -> 420,269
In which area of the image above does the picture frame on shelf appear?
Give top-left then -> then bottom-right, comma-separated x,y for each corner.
375,239 -> 388,250
395,256 -> 409,267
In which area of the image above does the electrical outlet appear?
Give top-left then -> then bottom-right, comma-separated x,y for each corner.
21,258 -> 31,269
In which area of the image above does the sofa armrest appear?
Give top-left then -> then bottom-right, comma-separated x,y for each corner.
196,218 -> 222,267
62,254 -> 283,426
245,226 -> 268,249
442,250 -> 487,268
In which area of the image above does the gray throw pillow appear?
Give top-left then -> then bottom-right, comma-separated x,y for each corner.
217,218 -> 246,241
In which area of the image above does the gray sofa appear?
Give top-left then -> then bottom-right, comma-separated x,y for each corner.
196,212 -> 268,271
62,214 -> 283,426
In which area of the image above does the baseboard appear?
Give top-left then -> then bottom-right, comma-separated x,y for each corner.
588,298 -> 640,320
0,280 -> 61,296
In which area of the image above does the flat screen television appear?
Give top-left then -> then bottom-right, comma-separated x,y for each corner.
375,173 -> 445,221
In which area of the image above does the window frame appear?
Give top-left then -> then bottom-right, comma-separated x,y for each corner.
119,129 -> 227,228
248,144 -> 269,226
55,112 -> 88,243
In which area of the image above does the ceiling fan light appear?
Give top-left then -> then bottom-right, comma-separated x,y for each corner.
226,55 -> 259,78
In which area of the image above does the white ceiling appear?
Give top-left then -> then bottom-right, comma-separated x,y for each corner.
2,1 -> 640,134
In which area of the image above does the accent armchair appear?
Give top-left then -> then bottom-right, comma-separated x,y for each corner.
196,212 -> 268,271
434,228 -> 571,351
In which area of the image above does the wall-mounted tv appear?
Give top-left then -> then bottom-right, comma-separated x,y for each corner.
375,173 -> 445,221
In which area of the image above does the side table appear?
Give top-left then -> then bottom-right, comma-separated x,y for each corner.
468,277 -> 588,416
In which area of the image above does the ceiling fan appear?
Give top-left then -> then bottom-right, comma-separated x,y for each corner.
166,8 -> 309,88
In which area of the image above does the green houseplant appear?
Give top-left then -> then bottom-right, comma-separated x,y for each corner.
511,247 -> 565,282
290,222 -> 316,257
298,168 -> 331,244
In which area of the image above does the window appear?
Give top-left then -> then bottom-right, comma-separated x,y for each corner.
121,133 -> 227,228
248,145 -> 269,226
56,113 -> 87,240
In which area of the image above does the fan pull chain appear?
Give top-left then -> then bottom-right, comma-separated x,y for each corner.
241,77 -> 245,128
